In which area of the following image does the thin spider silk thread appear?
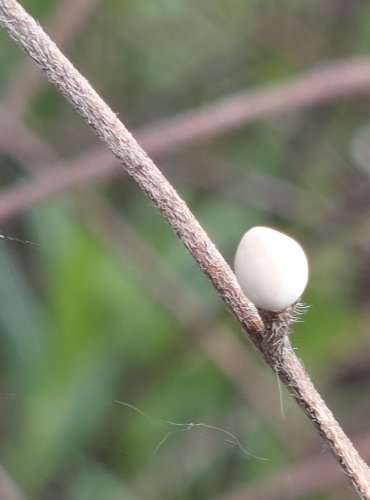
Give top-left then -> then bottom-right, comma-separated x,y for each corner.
114,400 -> 268,461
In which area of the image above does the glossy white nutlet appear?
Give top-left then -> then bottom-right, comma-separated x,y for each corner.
234,226 -> 309,312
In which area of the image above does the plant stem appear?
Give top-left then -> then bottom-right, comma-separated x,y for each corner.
0,0 -> 369,496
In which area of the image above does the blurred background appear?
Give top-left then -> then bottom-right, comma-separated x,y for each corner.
1,0 -> 370,498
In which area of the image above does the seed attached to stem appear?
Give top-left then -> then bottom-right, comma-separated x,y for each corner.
234,226 -> 309,312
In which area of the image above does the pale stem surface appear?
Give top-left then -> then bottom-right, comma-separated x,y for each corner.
0,0 -> 369,497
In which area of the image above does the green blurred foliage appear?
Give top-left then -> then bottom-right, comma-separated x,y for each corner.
1,0 -> 370,499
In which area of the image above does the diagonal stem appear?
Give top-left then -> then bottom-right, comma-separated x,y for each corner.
0,0 -> 263,337
0,0 -> 369,496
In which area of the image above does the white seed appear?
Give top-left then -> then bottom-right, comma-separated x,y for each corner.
234,226 -> 309,312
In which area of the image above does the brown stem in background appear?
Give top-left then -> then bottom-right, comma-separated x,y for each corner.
2,54 -> 370,214
0,109 -> 60,170
0,0 -> 369,497
0,466 -> 26,500
0,147 -> 321,225
136,56 -> 370,155
0,146 -> 115,221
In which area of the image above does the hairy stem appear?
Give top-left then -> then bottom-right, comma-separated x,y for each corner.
0,0 -> 369,496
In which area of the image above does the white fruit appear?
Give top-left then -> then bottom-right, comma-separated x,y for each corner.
234,226 -> 308,312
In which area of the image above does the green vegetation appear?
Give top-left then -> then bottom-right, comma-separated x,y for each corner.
0,0 -> 370,498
